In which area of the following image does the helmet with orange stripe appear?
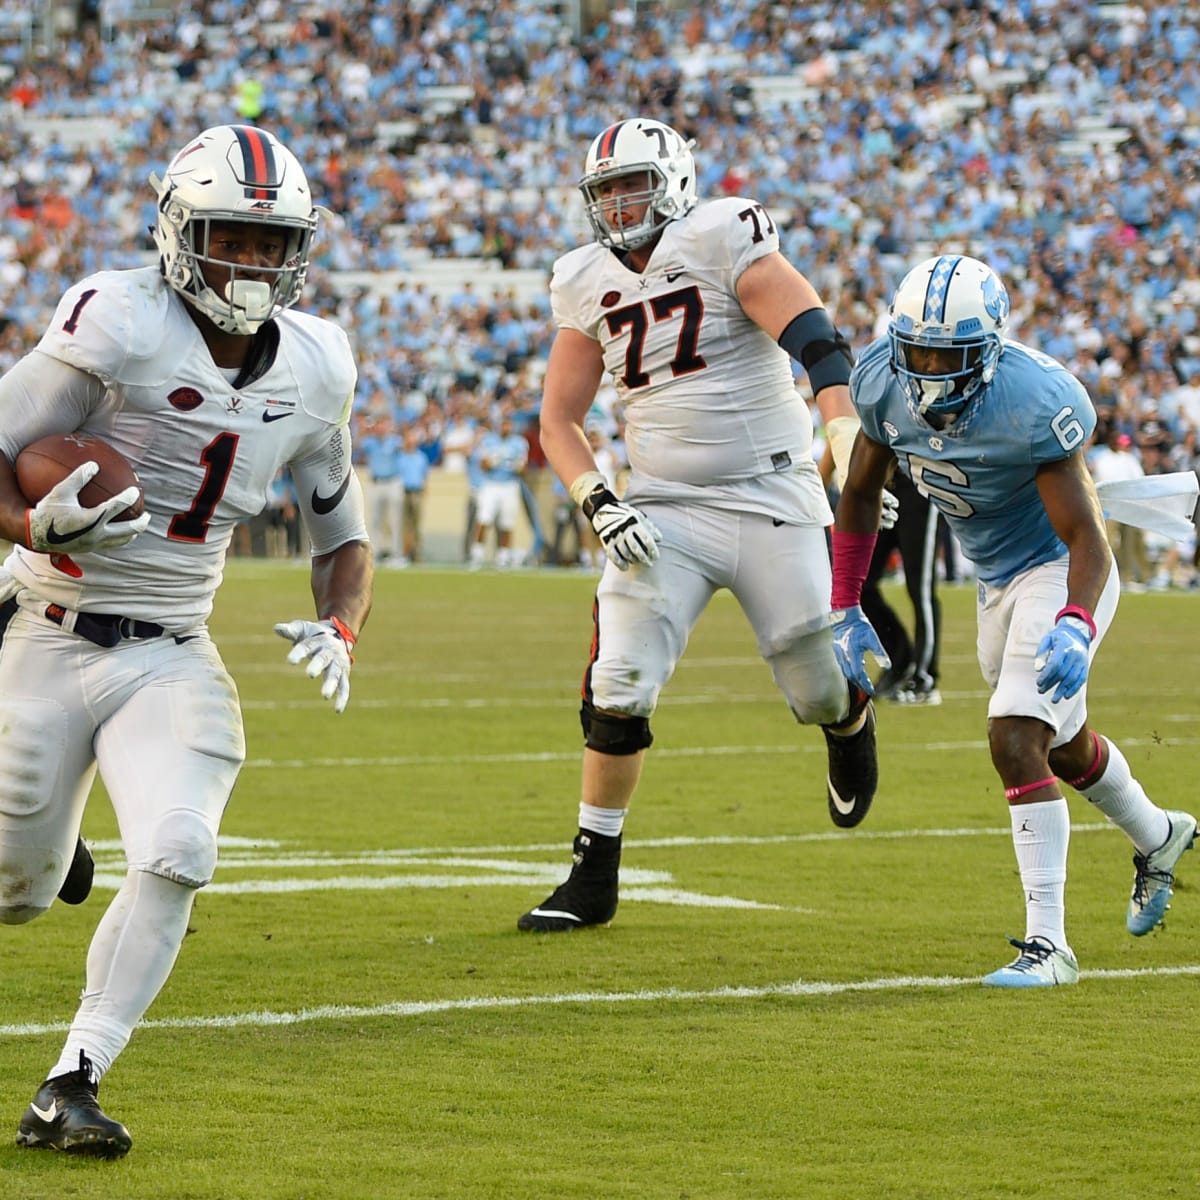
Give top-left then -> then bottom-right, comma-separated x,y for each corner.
150,125 -> 320,335
580,118 -> 697,251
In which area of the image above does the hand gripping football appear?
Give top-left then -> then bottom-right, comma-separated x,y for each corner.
16,432 -> 145,520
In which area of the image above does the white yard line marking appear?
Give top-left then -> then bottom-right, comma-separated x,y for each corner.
2,966 -> 1197,1039
234,736 -> 1200,770
83,823 -> 1123,865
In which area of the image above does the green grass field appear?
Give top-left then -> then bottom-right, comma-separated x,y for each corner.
1,563 -> 1198,1199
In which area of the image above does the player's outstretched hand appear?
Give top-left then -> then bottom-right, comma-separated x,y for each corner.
582,487 -> 661,570
26,462 -> 150,554
830,605 -> 891,694
274,618 -> 355,713
1034,616 -> 1091,702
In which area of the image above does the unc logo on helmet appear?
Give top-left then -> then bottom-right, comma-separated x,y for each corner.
579,118 -> 698,251
982,270 -> 1010,325
149,124 -> 321,335
888,255 -> 1010,418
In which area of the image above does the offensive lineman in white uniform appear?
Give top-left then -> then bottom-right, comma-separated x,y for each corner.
518,118 -> 884,932
0,125 -> 373,1156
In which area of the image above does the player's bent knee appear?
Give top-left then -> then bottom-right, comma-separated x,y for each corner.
767,643 -> 847,726
144,808 -> 219,888
0,902 -> 49,925
580,700 -> 654,756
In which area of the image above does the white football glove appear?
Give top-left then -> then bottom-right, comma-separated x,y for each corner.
274,618 -> 355,714
581,486 -> 662,570
880,488 -> 900,531
26,461 -> 150,554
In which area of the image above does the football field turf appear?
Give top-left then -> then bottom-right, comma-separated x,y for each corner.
1,563 -> 1197,1198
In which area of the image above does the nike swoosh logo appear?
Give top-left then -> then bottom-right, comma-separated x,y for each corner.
30,1100 -> 57,1123
311,472 -> 351,515
528,908 -> 582,923
45,516 -> 103,546
666,272 -> 684,282
828,780 -> 857,816
262,410 -> 293,423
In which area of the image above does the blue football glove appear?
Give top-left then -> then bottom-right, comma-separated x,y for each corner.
830,605 -> 892,694
1034,615 -> 1092,702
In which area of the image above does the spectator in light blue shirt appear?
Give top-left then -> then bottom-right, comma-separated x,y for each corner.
397,425 -> 433,565
469,410 -> 530,569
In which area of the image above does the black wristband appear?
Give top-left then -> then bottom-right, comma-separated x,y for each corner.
581,485 -> 618,521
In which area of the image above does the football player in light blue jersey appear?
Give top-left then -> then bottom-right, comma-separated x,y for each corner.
830,254 -> 1196,989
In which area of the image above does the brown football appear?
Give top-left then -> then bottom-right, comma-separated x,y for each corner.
15,432 -> 145,521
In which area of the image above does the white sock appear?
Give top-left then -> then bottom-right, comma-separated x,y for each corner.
1080,738 -> 1170,855
579,802 -> 627,838
50,870 -> 196,1082
469,542 -> 486,565
1010,798 -> 1070,950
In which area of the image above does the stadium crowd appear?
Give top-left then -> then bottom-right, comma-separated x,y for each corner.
2,0 -> 1199,578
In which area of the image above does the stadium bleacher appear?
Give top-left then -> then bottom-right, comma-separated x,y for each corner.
0,1 -> 1197,577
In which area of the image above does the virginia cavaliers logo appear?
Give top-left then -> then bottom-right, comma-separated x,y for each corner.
168,387 -> 204,412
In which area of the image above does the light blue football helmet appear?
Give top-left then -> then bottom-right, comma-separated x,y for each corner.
888,254 -> 1011,417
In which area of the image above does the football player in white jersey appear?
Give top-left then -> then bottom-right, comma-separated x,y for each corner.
832,253 -> 1195,987
517,117 -> 883,933
0,125 -> 373,1155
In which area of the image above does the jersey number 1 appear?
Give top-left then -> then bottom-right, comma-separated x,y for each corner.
168,432 -> 239,542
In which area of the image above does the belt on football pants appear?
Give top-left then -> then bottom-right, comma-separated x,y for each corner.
43,603 -> 167,648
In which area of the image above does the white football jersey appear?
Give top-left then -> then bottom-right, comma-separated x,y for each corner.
551,197 -> 828,523
1,267 -> 364,630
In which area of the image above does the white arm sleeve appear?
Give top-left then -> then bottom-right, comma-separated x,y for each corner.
290,424 -> 370,555
0,352 -> 104,463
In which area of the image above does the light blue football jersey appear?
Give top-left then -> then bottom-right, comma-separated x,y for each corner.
851,337 -> 1096,585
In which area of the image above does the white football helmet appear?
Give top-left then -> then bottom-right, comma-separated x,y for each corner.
580,118 -> 697,250
888,254 -> 1011,417
151,125 -> 319,335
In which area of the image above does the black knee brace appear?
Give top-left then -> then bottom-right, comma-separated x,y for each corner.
580,700 -> 653,756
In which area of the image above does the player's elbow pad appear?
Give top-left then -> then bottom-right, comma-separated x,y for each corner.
779,307 -> 854,396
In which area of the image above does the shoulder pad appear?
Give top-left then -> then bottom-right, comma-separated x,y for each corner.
278,309 -> 358,425
37,267 -> 175,386
670,197 -> 780,276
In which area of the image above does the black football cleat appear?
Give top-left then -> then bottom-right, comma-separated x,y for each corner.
17,1051 -> 131,1159
518,831 -> 621,931
57,837 -> 94,906
823,687 -> 878,828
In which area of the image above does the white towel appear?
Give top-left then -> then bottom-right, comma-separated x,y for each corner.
1095,471 -> 1199,540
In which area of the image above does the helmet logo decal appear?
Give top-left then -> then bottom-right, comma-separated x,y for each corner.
641,124 -> 671,158
982,271 -> 1010,325
232,125 -> 279,200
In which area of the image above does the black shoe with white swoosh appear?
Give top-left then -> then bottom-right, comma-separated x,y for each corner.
16,1051 -> 131,1158
517,831 -> 621,931
822,686 -> 878,828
